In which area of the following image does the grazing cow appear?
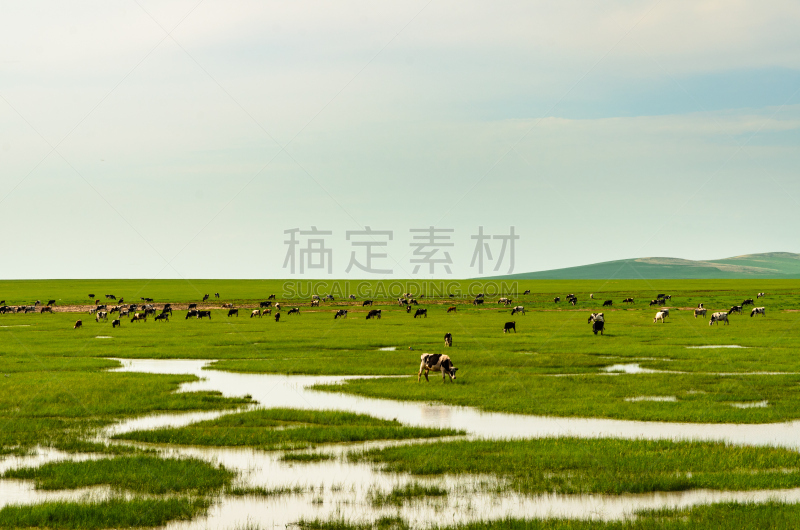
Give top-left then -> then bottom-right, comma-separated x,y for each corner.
742,299 -> 754,307
709,312 -> 729,326
109,306 -> 120,314
523,290 -> 531,295
413,308 -> 427,318
275,303 -> 281,311
656,294 -> 665,299
161,307 -> 172,316
362,300 -> 373,307
96,304 -> 107,311
473,299 -> 484,305
215,293 -> 220,298
623,298 -> 634,304
120,309 -> 129,317
287,308 -> 300,315
444,333 -> 453,347
143,298 -> 154,303
144,308 -> 156,317
185,310 -> 199,319
112,319 -> 121,328
197,311 -> 212,319
130,313 -> 146,323
554,297 -> 560,303
118,298 -> 124,305
324,295 -> 335,301
603,300 -> 613,307
729,305 -> 743,315
74,320 -> 82,329
263,309 -> 272,315
757,292 -> 765,299
409,298 -> 419,305
659,308 -> 670,318
268,294 -> 276,299
274,313 -> 281,322
88,294 -> 95,299
654,311 -> 667,324
366,309 -> 381,320
664,295 -> 672,300
588,313 -> 604,324
566,294 -> 575,299
312,295 -> 320,301
406,305 -> 412,313
592,320 -> 605,335
498,297 -> 512,305
227,308 -> 239,317
750,307 -> 766,317
311,300 -> 320,307
570,298 -> 577,306
40,306 -> 53,313
154,313 -> 169,322
649,299 -> 660,307
33,300 -> 40,306
188,303 -> 198,310
503,321 -> 516,333
511,306 -> 525,316
334,309 -> 348,319
260,301 -> 272,308
251,310 -> 261,318
447,306 -> 457,313
46,299 -> 55,306
398,298 -> 408,306
202,294 -> 209,301
95,311 -> 108,322
418,353 -> 458,382
105,294 -> 116,300
349,294 -> 357,300
694,308 -> 707,318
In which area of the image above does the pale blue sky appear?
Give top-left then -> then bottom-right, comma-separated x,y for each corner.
1,1 -> 799,279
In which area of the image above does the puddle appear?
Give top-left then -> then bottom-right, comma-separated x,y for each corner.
731,401 -> 769,409
686,345 -> 748,349
95,336 -> 113,339
602,364 -> 670,374
3,358 -> 798,528
0,325 -> 31,328
378,347 -> 397,351
625,396 -> 678,403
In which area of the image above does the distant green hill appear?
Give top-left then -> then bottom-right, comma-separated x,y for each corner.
491,253 -> 800,280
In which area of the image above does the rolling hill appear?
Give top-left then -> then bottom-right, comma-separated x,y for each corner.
492,253 -> 800,280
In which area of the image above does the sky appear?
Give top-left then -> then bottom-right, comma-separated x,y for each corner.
1,0 -> 799,279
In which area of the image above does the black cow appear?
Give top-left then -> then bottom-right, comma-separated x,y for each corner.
602,300 -> 613,307
409,298 -> 419,305
418,353 -> 458,382
554,297 -> 560,303
414,308 -> 427,318
112,319 -> 121,328
197,310 -> 211,319
523,290 -> 531,295
227,308 -> 239,317
444,333 -> 453,347
473,299 -> 484,305
503,321 -> 516,333
202,294 -> 209,301
268,294 -> 276,299
154,313 -> 169,322
46,299 -> 56,306
105,294 -> 116,300
742,299 -> 754,307
623,298 -> 634,304
729,305 -> 743,315
366,309 -> 381,319
260,301 -> 272,308
288,308 -> 300,315
274,313 -> 281,322
215,293 -> 220,298
362,300 -> 374,307
188,303 -> 197,309
185,310 -> 198,319
88,294 -> 95,299
592,320 -> 605,335
649,299 -> 660,306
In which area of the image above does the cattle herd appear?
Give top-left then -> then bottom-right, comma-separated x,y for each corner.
1,289 -> 773,384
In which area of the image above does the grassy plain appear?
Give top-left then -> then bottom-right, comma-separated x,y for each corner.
114,408 -> 463,450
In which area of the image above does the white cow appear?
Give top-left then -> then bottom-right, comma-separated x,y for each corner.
750,307 -> 766,317
510,306 -> 525,316
418,353 -> 458,383
587,312 -> 604,324
757,292 -> 765,298
250,310 -> 261,318
653,311 -> 667,323
709,312 -> 729,326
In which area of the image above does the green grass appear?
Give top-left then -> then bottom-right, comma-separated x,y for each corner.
297,502 -> 800,530
281,452 -> 335,462
113,408 -> 463,450
3,455 -> 234,494
352,438 -> 800,494
369,482 -> 447,506
0,498 -> 209,529
226,485 -> 306,497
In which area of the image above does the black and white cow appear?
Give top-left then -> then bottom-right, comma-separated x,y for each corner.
588,313 -> 604,324
498,297 -> 512,306
251,310 -> 262,318
444,333 -> 453,347
197,310 -> 212,319
112,319 -> 121,328
503,321 -> 516,333
742,299 -> 754,307
418,353 -> 458,382
553,297 -> 560,303
413,308 -> 427,318
473,299 -> 484,305
366,309 -> 381,319
709,312 -> 729,325
728,305 -> 743,315
334,309 -> 348,319
523,290 -> 531,295
510,306 -> 525,315
592,319 -> 605,335
750,307 -> 766,317
185,310 -> 199,319
260,301 -> 272,308
362,300 -> 374,307
287,308 -> 300,315
154,313 -> 169,322
757,292 -> 765,299
694,308 -> 707,318
623,298 -> 634,304
654,311 -> 667,323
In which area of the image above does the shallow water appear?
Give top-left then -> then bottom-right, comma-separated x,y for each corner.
5,358 -> 800,528
686,345 -> 748,349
